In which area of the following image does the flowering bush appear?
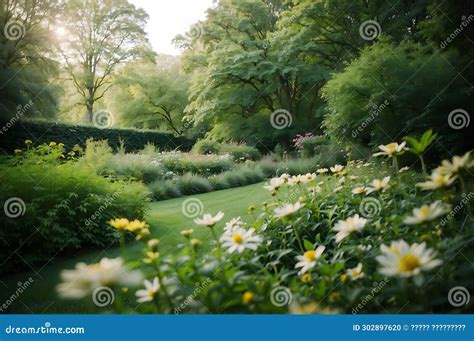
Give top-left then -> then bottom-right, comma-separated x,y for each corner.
55,143 -> 473,313
0,141 -> 150,274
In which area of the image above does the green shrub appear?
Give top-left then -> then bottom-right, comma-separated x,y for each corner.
300,135 -> 329,158
0,120 -> 194,154
192,139 -> 221,154
177,174 -> 213,195
220,143 -> 261,161
0,144 -> 150,273
208,176 -> 231,191
162,153 -> 233,176
148,180 -> 182,200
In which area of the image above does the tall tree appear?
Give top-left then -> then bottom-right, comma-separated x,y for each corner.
106,56 -> 189,134
58,0 -> 151,123
0,0 -> 59,120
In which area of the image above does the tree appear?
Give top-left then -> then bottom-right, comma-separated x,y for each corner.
58,0 -> 151,123
106,56 -> 189,134
321,39 -> 470,156
0,0 -> 59,120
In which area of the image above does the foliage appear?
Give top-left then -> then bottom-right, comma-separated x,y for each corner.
0,0 -> 59,120
192,139 -> 221,154
321,39 -> 470,156
54,150 -> 474,313
105,57 -> 190,133
0,120 -> 194,154
0,142 -> 150,273
58,0 -> 152,121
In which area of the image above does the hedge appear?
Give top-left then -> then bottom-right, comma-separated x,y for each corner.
0,120 -> 195,153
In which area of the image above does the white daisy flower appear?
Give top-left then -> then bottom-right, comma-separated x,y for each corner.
403,201 -> 451,225
274,202 -> 305,218
376,240 -> 442,277
439,151 -> 473,175
373,142 -> 407,157
287,175 -> 303,186
416,171 -> 457,190
351,186 -> 366,195
347,263 -> 365,280
330,165 -> 344,174
220,227 -> 262,254
194,211 -> 224,227
333,214 -> 367,243
316,168 -> 328,174
264,177 -> 285,192
136,277 -> 160,303
301,173 -> 317,183
57,257 -> 143,299
224,216 -> 244,231
279,173 -> 291,180
365,176 -> 390,194
295,245 -> 326,275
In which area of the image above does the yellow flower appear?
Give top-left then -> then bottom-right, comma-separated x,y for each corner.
340,274 -> 349,282
136,227 -> 150,240
242,291 -> 255,305
127,219 -> 148,232
180,229 -> 194,238
24,139 -> 32,145
190,238 -> 202,247
301,273 -> 312,283
148,239 -> 160,251
143,251 -> 159,264
49,141 -> 57,147
14,149 -> 22,155
109,218 -> 130,231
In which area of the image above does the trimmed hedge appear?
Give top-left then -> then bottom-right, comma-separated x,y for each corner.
0,120 -> 195,153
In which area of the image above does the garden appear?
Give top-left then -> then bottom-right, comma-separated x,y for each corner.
0,0 -> 472,315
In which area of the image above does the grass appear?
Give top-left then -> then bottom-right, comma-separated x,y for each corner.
1,182 -> 271,313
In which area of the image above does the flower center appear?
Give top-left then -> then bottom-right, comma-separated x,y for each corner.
386,144 -> 397,153
419,207 -> 430,218
399,254 -> 420,272
232,234 -> 243,244
304,250 -> 316,261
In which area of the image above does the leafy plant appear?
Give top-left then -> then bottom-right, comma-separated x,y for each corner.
404,129 -> 437,175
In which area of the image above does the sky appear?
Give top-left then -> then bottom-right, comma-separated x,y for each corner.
130,0 -> 215,56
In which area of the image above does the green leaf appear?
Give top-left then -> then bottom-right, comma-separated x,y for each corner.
303,239 -> 314,251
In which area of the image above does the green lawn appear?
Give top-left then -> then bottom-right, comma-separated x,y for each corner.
1,182 -> 271,313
